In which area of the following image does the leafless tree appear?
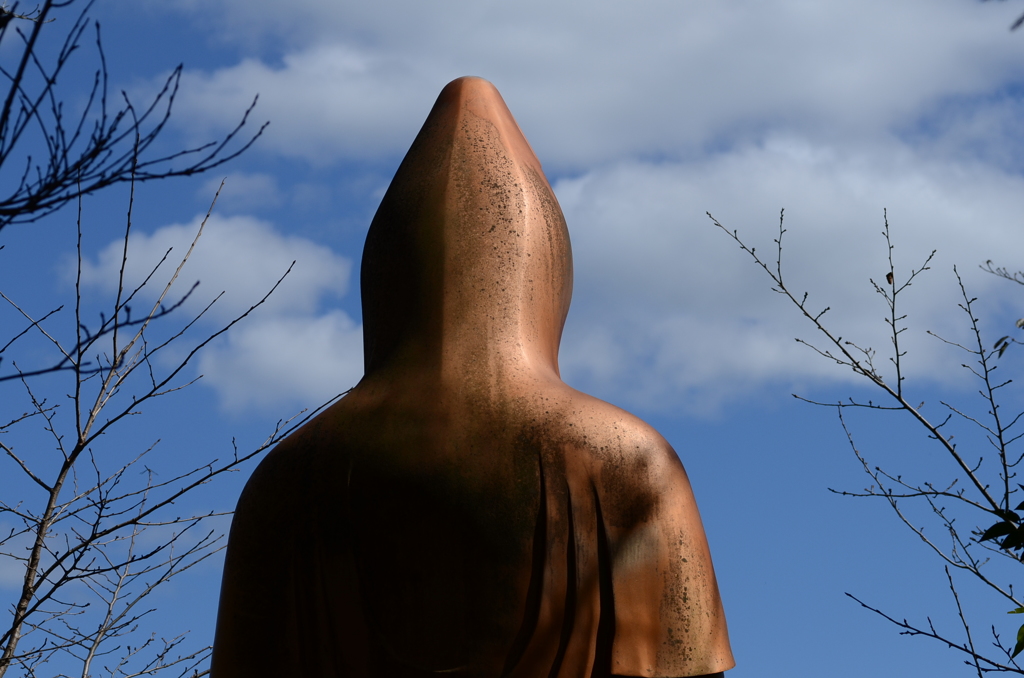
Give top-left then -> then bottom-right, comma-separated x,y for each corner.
709,209 -> 1024,675
0,0 -> 266,382
1,181 -> 339,677
0,0 -> 265,234
0,4 -> 341,677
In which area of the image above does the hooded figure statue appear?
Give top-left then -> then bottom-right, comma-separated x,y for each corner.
210,76 -> 734,678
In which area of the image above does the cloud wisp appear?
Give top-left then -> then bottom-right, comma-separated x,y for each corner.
78,213 -> 363,413
120,0 -> 1024,414
557,135 -> 1024,412
162,0 -> 1024,170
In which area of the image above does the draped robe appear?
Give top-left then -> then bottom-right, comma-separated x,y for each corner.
210,76 -> 734,678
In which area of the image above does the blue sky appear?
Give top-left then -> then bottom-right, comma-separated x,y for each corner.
5,0 -> 1024,675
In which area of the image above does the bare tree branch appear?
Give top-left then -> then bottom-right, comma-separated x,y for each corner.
0,0 -> 268,233
710,208 -> 1024,674
0,4 -> 346,676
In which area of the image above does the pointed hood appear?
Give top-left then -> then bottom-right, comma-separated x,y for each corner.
360,76 -> 573,379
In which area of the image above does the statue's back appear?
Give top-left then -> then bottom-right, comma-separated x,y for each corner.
213,375 -> 730,677
210,76 -> 733,678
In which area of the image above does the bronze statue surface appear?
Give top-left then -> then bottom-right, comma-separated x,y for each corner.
210,76 -> 733,678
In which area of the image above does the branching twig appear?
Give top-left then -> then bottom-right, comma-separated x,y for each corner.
711,208 -> 1024,674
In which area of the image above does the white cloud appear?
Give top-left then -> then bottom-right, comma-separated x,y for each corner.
156,0 -> 1024,169
117,0 -> 1024,414
556,136 -> 1024,411
79,213 -> 351,323
76,137 -> 1024,415
198,311 -> 363,413
79,214 -> 362,413
172,45 -> 437,163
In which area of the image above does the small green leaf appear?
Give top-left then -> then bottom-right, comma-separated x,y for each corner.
1013,623 -> 1024,658
1009,608 -> 1024,615
981,521 -> 1015,542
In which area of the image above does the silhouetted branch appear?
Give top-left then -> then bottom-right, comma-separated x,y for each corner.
710,208 -> 1024,674
0,178 -> 347,675
0,0 -> 267,234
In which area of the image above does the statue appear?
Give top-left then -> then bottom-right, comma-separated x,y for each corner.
210,76 -> 734,678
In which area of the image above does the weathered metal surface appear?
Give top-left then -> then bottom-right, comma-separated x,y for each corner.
210,76 -> 733,678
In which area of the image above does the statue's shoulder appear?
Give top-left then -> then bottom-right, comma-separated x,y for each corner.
532,385 -> 692,526
236,385 -> 375,504
548,386 -> 683,472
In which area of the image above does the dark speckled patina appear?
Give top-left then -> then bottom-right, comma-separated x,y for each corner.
210,77 -> 733,678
